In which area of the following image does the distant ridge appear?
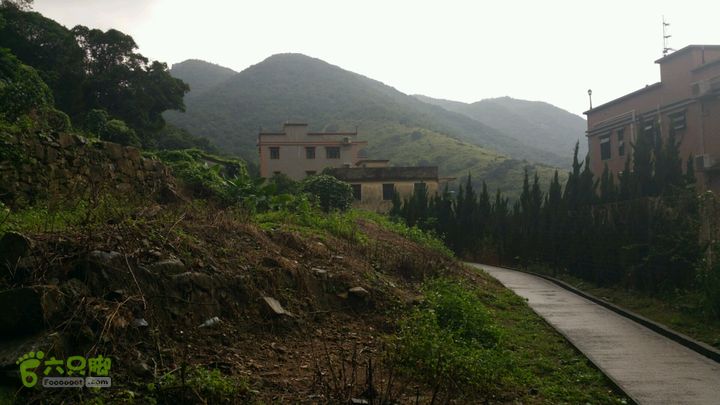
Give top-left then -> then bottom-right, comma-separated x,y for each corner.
414,95 -> 588,162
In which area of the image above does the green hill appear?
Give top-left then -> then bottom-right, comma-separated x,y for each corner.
415,95 -> 588,164
170,59 -> 237,95
165,54 -> 565,197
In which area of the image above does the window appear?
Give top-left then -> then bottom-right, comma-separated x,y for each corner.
351,184 -> 362,200
414,182 -> 427,194
600,135 -> 611,160
305,170 -> 316,176
273,171 -> 281,176
382,183 -> 395,200
326,146 -> 340,159
617,128 -> 625,157
669,111 -> 687,131
305,147 -> 316,159
269,147 -> 280,160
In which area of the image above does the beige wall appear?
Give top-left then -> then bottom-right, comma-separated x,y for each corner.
349,180 -> 439,213
259,124 -> 367,180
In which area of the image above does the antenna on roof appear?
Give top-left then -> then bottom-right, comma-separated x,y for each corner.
662,16 -> 675,56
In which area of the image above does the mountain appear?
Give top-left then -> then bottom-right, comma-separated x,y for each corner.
164,54 -> 565,197
414,95 -> 588,162
169,59 -> 237,95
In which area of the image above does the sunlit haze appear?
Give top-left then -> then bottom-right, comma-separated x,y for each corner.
34,0 -> 720,116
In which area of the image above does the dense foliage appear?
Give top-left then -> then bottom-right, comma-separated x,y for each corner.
393,129 -> 708,304
300,174 -> 353,212
0,3 -> 195,148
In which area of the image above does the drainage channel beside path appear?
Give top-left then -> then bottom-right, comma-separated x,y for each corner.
470,263 -> 720,405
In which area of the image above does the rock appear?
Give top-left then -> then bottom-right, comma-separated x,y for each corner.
261,296 -> 294,318
149,258 -> 186,276
0,287 -> 44,338
87,250 -> 123,267
103,142 -> 124,160
157,183 -> 183,204
312,267 -> 328,277
57,133 -> 75,148
348,287 -> 369,298
132,318 -> 149,328
171,271 -> 214,292
199,316 -> 221,328
0,231 -> 34,270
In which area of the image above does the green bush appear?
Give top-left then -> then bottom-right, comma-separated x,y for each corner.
301,174 -> 353,213
155,149 -> 249,203
393,279 -> 511,400
0,47 -> 53,122
38,106 -> 71,132
150,366 -> 252,404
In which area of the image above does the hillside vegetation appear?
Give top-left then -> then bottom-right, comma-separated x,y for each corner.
415,94 -> 588,163
165,54 -> 566,197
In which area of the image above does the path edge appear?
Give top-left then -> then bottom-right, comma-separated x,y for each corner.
474,263 -> 720,364
465,263 -> 639,405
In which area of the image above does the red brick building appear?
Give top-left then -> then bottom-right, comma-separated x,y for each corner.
585,45 -> 720,192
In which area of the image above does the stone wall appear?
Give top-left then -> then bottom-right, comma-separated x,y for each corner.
0,131 -> 175,205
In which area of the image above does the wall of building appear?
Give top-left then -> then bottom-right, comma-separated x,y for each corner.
350,180 -> 439,213
258,124 -> 366,180
586,46 -> 720,191
0,131 -> 174,205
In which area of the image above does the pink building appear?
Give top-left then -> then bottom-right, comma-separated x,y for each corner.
585,45 -> 720,191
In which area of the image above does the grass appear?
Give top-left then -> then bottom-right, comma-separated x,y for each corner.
529,268 -> 720,349
0,194 -> 138,235
348,209 -> 453,257
392,275 -> 629,403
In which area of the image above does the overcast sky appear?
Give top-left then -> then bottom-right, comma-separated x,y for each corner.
33,0 -> 720,117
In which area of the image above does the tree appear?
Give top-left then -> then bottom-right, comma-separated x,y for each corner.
0,5 -> 85,118
301,175 -> 353,212
0,47 -> 53,122
1,0 -> 33,10
72,25 -> 189,141
633,118 -> 656,197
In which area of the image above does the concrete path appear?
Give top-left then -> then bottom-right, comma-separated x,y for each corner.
470,263 -> 720,405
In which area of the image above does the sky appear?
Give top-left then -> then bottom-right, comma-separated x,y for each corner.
33,0 -> 720,117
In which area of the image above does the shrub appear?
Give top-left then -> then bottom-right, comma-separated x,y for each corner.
149,366 -> 253,404
38,107 -> 71,132
0,48 -> 53,122
301,174 -> 353,213
393,279 -> 510,400
155,149 -> 249,203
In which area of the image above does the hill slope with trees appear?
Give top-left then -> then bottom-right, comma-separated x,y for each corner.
414,94 -> 588,163
165,55 -> 564,197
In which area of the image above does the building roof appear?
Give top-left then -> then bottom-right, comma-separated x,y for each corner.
584,82 -> 661,115
654,45 -> 720,64
328,166 -> 438,182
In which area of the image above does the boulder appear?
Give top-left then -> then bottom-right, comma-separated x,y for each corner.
0,231 -> 34,274
261,296 -> 294,318
349,287 -> 369,299
150,258 -> 186,276
0,287 -> 44,338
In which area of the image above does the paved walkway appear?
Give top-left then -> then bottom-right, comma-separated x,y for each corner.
470,263 -> 720,405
